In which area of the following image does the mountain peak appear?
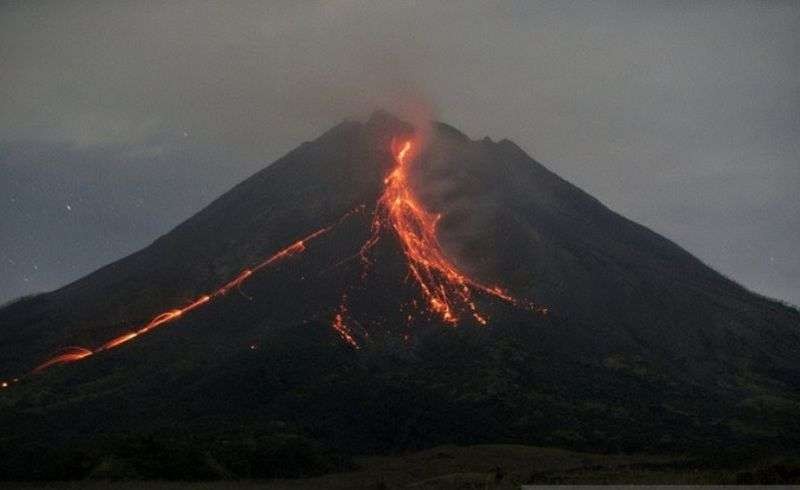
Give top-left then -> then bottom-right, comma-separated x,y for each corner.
1,114 -> 798,453
366,108 -> 398,124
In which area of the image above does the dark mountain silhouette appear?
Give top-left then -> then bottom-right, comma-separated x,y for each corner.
0,111 -> 798,475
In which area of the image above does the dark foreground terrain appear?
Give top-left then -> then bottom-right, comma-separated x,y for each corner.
5,444 -> 800,488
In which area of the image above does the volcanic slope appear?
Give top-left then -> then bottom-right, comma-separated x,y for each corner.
0,111 -> 798,453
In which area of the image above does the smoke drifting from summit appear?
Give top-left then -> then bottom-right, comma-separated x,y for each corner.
0,2 -> 443,156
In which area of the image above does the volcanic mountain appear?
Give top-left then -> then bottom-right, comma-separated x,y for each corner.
1,111 -> 798,461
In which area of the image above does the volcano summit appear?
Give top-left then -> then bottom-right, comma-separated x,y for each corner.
0,112 -> 798,465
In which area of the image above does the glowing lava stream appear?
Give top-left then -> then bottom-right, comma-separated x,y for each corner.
18,210 -> 360,378
0,135 -> 544,390
333,138 -> 534,342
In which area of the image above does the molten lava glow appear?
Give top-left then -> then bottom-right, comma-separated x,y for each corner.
32,347 -> 93,373
332,304 -> 359,349
23,215 -> 356,377
0,136 -> 544,389
334,138 -> 528,331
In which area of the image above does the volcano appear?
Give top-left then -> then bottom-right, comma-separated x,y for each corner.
1,111 -> 799,462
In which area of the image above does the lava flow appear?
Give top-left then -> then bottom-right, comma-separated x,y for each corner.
332,138 -> 535,339
16,211 -> 359,379
0,133 -> 543,390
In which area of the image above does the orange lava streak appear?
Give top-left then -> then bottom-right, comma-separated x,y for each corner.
331,302 -> 359,349
24,211 -> 360,377
97,295 -> 212,352
33,347 -> 93,373
347,138 -> 521,327
217,269 -> 252,296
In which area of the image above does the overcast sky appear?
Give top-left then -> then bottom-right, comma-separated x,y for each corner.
1,1 -> 798,306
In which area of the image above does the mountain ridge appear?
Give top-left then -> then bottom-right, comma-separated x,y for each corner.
0,111 -> 798,456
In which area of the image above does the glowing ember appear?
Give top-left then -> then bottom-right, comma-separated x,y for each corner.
331,300 -> 359,348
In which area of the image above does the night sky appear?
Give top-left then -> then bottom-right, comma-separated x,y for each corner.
1,2 -> 798,306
